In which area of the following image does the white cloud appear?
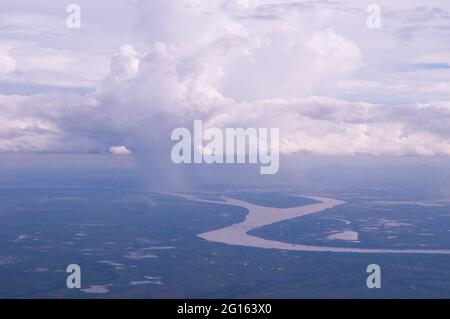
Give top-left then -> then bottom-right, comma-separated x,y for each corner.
419,82 -> 450,94
307,28 -> 362,74
109,145 -> 132,155
106,44 -> 140,83
5,61 -> 450,157
0,13 -> 67,37
0,42 -> 110,88
203,96 -> 450,156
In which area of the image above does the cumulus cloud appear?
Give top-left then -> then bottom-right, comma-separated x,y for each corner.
109,145 -> 132,155
202,96 -> 450,156
0,94 -> 101,152
0,43 -> 110,88
1,0 -> 450,159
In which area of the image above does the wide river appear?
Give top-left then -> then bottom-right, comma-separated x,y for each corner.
175,193 -> 450,255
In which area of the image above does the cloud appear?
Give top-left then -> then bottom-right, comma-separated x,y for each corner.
0,94 -> 100,152
0,42 -> 110,89
419,82 -> 450,94
107,44 -> 140,82
203,96 -> 450,156
109,145 -> 132,155
0,12 -> 67,37
1,0 -> 450,160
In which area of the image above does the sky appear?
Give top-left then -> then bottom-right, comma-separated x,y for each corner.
1,0 -> 450,161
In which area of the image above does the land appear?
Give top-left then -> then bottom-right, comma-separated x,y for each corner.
1,186 -> 450,298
